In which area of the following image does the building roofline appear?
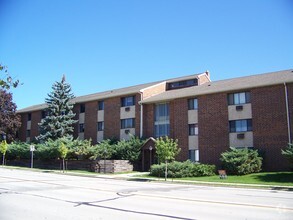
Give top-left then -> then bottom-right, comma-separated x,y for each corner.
17,70 -> 206,113
141,69 -> 293,104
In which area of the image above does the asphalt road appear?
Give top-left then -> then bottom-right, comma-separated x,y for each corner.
0,168 -> 292,220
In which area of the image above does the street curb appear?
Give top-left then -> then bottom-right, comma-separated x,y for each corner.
1,166 -> 293,191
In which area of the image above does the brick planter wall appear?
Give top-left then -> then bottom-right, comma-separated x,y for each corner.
6,159 -> 133,173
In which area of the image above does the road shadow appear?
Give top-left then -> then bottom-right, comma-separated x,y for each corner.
127,178 -> 152,182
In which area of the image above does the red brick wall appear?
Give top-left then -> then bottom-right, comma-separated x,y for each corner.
198,93 -> 229,167
143,104 -> 154,138
73,105 -> 79,139
288,83 -> 293,144
30,110 -> 42,141
18,113 -> 27,142
104,97 -> 120,139
170,98 -> 189,161
252,84 -> 291,171
84,101 -> 97,143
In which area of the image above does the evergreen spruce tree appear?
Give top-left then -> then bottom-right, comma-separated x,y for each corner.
37,75 -> 77,142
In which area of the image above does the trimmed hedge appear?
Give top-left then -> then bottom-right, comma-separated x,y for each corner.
150,161 -> 216,178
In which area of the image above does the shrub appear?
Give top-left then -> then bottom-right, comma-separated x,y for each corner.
6,142 -> 31,160
112,136 -> 145,163
150,161 -> 216,178
220,147 -> 262,175
282,143 -> 293,166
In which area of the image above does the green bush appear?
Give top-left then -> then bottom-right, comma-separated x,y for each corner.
220,147 -> 262,175
6,142 -> 31,160
282,143 -> 293,166
150,161 -> 216,178
112,136 -> 145,163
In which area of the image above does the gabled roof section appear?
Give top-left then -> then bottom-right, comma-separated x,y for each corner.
141,69 -> 293,104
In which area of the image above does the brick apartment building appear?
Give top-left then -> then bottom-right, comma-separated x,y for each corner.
17,69 -> 293,171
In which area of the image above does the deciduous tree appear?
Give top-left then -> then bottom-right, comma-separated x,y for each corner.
0,89 -> 21,142
155,136 -> 180,180
0,64 -> 20,89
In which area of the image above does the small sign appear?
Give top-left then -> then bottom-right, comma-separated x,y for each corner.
30,145 -> 35,152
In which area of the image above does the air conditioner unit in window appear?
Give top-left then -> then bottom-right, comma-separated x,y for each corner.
236,105 -> 243,111
125,107 -> 130,112
237,133 -> 245,139
125,129 -> 130,134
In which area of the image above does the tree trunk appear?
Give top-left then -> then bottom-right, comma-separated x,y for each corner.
62,158 -> 65,173
2,154 -> 5,166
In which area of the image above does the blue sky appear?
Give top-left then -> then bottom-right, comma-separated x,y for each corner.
1,0 -> 292,109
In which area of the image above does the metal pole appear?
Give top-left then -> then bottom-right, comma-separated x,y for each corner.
284,83 -> 292,143
31,151 -> 33,168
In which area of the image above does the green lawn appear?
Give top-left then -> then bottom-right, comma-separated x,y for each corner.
148,172 -> 293,187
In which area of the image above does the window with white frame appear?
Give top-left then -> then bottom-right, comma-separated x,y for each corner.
229,119 -> 252,132
188,124 -> 198,136
121,96 -> 135,107
188,98 -> 198,110
189,149 -> 199,162
121,118 -> 135,129
97,121 -> 104,131
228,92 -> 251,105
154,103 -> 170,137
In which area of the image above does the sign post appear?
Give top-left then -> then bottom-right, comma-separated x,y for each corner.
30,145 -> 35,168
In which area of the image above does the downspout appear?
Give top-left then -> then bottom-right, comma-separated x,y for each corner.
284,83 -> 291,143
139,92 -> 143,138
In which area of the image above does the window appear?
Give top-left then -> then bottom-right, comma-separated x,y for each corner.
98,101 -> 104,110
228,92 -> 251,105
26,130 -> 31,138
41,111 -> 47,119
121,118 -> 135,129
28,113 -> 31,121
189,150 -> 199,162
154,103 -> 170,137
167,79 -> 198,90
121,96 -> 135,107
188,98 -> 198,110
79,123 -> 85,133
80,104 -> 85,113
189,124 -> 198,136
97,121 -> 104,131
229,119 -> 252,132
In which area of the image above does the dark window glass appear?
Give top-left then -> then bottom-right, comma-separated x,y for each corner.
229,119 -> 252,132
189,124 -> 198,135
228,92 -> 251,105
80,104 -> 85,113
98,101 -> 104,110
188,98 -> 198,110
167,79 -> 198,90
28,113 -> 31,121
97,122 -> 104,131
41,111 -> 47,119
121,118 -> 135,129
121,96 -> 135,107
79,123 -> 85,133
26,130 -> 31,137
